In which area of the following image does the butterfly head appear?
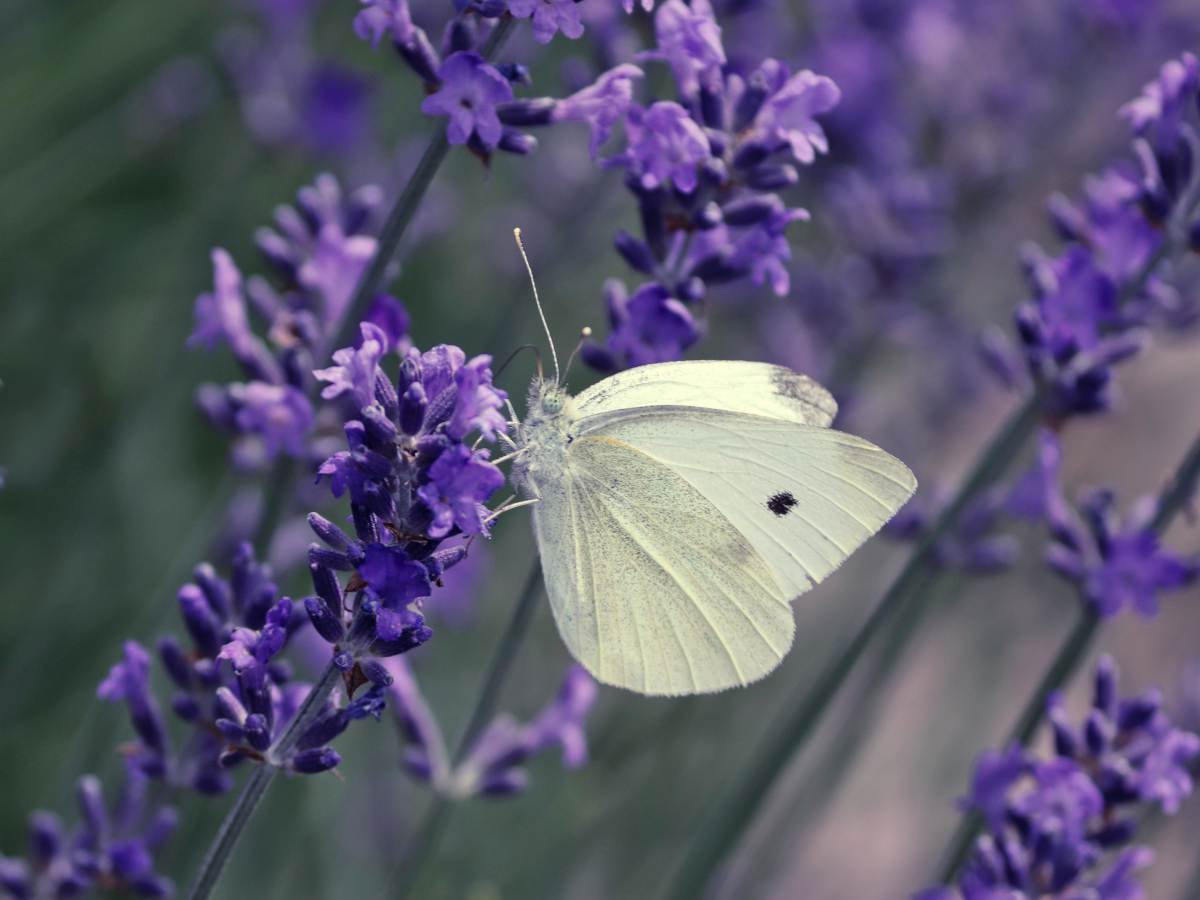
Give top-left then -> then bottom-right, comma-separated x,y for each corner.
527,377 -> 575,423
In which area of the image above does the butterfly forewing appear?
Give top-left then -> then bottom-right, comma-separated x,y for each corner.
573,360 -> 838,430
578,410 -> 917,599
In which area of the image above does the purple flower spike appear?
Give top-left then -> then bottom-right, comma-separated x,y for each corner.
421,52 -> 513,150
929,656 -> 1200,899
553,64 -> 644,159
507,0 -> 585,44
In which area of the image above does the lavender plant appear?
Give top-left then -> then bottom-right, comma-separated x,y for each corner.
6,2 -> 1200,899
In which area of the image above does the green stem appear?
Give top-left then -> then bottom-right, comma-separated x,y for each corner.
935,429 -> 1200,884
663,392 -> 1043,900
329,16 -> 515,354
185,660 -> 342,900
391,561 -> 544,899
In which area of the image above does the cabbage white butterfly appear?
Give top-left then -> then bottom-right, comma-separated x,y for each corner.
506,230 -> 916,696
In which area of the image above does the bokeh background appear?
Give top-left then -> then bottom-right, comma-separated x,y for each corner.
3,1 -> 1200,897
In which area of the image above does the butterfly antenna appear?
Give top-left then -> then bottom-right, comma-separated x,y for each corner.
513,227 -> 560,384
562,326 -> 592,384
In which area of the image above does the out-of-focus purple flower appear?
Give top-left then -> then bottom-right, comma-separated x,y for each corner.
1042,480 -> 1198,618
449,665 -> 598,796
585,280 -> 700,372
508,0 -> 585,44
688,207 -> 811,297
0,767 -> 178,898
302,65 -> 373,157
1120,52 -> 1198,139
190,174 -> 384,467
298,225 -> 376,328
417,444 -> 507,538
363,294 -> 411,350
887,488 -> 1019,574
617,101 -> 711,192
958,744 -> 1027,831
751,68 -> 841,164
552,63 -> 644,158
421,52 -> 513,149
227,382 -> 315,460
189,249 -> 254,353
640,0 -> 725,97
353,0 -> 414,47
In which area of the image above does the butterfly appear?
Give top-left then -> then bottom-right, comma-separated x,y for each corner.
505,230 -> 917,696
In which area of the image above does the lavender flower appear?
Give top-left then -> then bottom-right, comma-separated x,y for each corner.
97,544 -> 375,792
303,328 -> 508,669
927,656 -> 1200,898
508,0 -> 585,45
551,63 -> 644,158
420,52 -> 513,150
189,174 -> 386,468
384,661 -> 598,797
0,767 -> 177,899
1034,433 -> 1198,618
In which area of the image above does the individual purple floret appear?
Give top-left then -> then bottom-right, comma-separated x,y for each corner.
189,174 -> 390,469
383,661 -> 597,797
0,766 -> 177,899
421,52 -> 513,151
925,655 -> 1200,899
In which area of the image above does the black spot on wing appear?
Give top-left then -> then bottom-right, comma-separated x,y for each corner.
767,491 -> 797,517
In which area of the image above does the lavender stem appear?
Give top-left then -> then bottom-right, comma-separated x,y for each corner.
663,390 -> 1042,900
331,15 -> 516,354
934,429 -> 1200,883
391,561 -> 544,899
185,659 -> 342,900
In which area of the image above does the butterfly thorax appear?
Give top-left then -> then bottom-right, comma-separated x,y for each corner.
513,378 -> 578,500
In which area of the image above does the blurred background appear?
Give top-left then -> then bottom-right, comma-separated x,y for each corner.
3,1 -> 1200,897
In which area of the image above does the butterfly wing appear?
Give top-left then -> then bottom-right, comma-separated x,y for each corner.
531,433 -> 794,696
577,407 -> 916,599
572,360 -> 837,431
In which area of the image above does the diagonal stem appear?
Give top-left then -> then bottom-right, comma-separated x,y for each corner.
662,391 -> 1043,900
388,561 -> 544,899
185,659 -> 342,900
934,429 -> 1200,884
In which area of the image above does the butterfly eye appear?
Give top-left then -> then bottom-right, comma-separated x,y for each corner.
543,394 -> 563,414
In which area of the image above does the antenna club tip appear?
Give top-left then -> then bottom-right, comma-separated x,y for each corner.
580,326 -> 593,337
513,226 -> 522,239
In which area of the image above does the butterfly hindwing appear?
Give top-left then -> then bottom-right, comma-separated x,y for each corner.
531,433 -> 794,695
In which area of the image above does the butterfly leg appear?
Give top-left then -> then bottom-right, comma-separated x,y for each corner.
482,496 -> 540,525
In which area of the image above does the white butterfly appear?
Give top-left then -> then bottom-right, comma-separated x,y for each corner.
504,231 -> 917,696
